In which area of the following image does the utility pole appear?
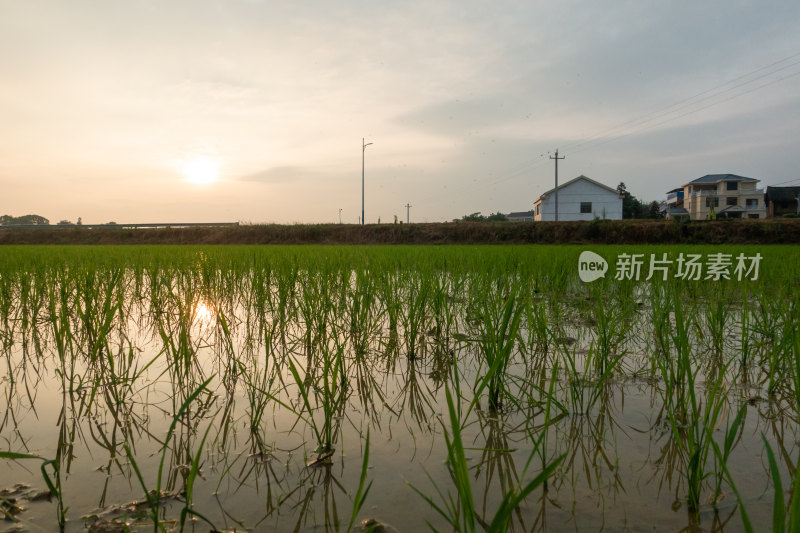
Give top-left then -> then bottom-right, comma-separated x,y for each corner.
362,138 -> 373,226
405,203 -> 412,223
549,149 -> 565,221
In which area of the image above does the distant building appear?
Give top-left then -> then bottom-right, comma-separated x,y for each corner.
765,186 -> 800,217
533,175 -> 622,221
506,210 -> 535,222
662,187 -> 689,220
680,174 -> 765,220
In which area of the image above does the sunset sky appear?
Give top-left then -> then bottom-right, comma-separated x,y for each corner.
2,1 -> 799,224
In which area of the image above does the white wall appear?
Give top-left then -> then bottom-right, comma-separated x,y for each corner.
534,179 -> 622,221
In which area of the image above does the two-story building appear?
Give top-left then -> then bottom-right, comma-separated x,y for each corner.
680,174 -> 766,220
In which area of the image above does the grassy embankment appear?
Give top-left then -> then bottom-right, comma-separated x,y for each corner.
1,218 -> 799,245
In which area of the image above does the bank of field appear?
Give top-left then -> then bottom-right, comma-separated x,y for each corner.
0,245 -> 798,532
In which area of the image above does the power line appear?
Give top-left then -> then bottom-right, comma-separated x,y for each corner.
560,51 -> 800,153
569,68 -> 800,157
415,50 -> 800,212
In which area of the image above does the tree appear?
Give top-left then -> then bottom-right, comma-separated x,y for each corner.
0,214 -> 50,225
617,183 -> 663,219
57,220 -> 74,225
455,211 -> 508,222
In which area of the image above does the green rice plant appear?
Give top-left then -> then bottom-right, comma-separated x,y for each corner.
659,347 -> 732,514
654,297 -> 695,421
558,338 -> 620,416
709,405 -> 746,507
523,296 -> 550,355
701,299 -> 730,356
762,433 -> 800,533
588,292 -> 633,376
739,306 -> 752,371
124,376 -> 215,533
346,268 -> 384,358
286,339 -> 349,456
475,284 -> 524,412
410,382 -> 563,532
399,272 -> 431,360
178,421 -> 216,533
346,430 -> 373,533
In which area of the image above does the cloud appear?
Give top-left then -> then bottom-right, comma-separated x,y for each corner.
239,166 -> 318,184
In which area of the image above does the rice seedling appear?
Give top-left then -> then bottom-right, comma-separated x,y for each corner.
410,380 -> 563,532
0,244 -> 797,531
399,271 -> 431,360
762,433 -> 800,533
125,376 -> 215,533
286,338 -> 349,457
475,283 -> 524,412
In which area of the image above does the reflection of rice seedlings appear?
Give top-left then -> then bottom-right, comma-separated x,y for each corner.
658,342 -> 731,515
559,338 -> 620,416
410,383 -> 563,532
397,354 -> 435,427
125,377 -> 215,533
286,340 -> 349,456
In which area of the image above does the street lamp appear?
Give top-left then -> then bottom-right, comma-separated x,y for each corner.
362,138 -> 373,226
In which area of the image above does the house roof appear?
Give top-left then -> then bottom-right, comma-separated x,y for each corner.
666,207 -> 689,215
506,210 -> 535,218
535,175 -> 620,203
682,174 -> 757,187
765,186 -> 800,202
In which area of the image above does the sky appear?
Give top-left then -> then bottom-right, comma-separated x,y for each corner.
1,0 -> 799,224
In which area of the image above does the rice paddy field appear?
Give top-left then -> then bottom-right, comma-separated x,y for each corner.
1,244 -> 799,532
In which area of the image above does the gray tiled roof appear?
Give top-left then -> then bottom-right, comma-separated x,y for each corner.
687,174 -> 756,184
765,186 -> 800,202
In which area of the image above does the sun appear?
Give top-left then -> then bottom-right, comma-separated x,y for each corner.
181,156 -> 220,184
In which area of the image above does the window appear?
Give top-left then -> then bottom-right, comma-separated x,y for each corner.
746,198 -> 758,208
535,205 -> 539,215
727,197 -> 737,206
726,181 -> 738,191
580,202 -> 592,213
706,197 -> 719,207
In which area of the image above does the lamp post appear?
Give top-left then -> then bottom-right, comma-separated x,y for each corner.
362,138 -> 373,226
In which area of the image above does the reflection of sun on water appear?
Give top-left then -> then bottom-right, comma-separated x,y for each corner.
193,299 -> 216,327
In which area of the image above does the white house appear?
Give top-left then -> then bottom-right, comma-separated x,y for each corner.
533,175 -> 622,221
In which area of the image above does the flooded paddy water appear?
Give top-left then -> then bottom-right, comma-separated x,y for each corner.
0,245 -> 798,532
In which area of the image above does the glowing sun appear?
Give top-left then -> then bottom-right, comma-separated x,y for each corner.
181,156 -> 220,184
